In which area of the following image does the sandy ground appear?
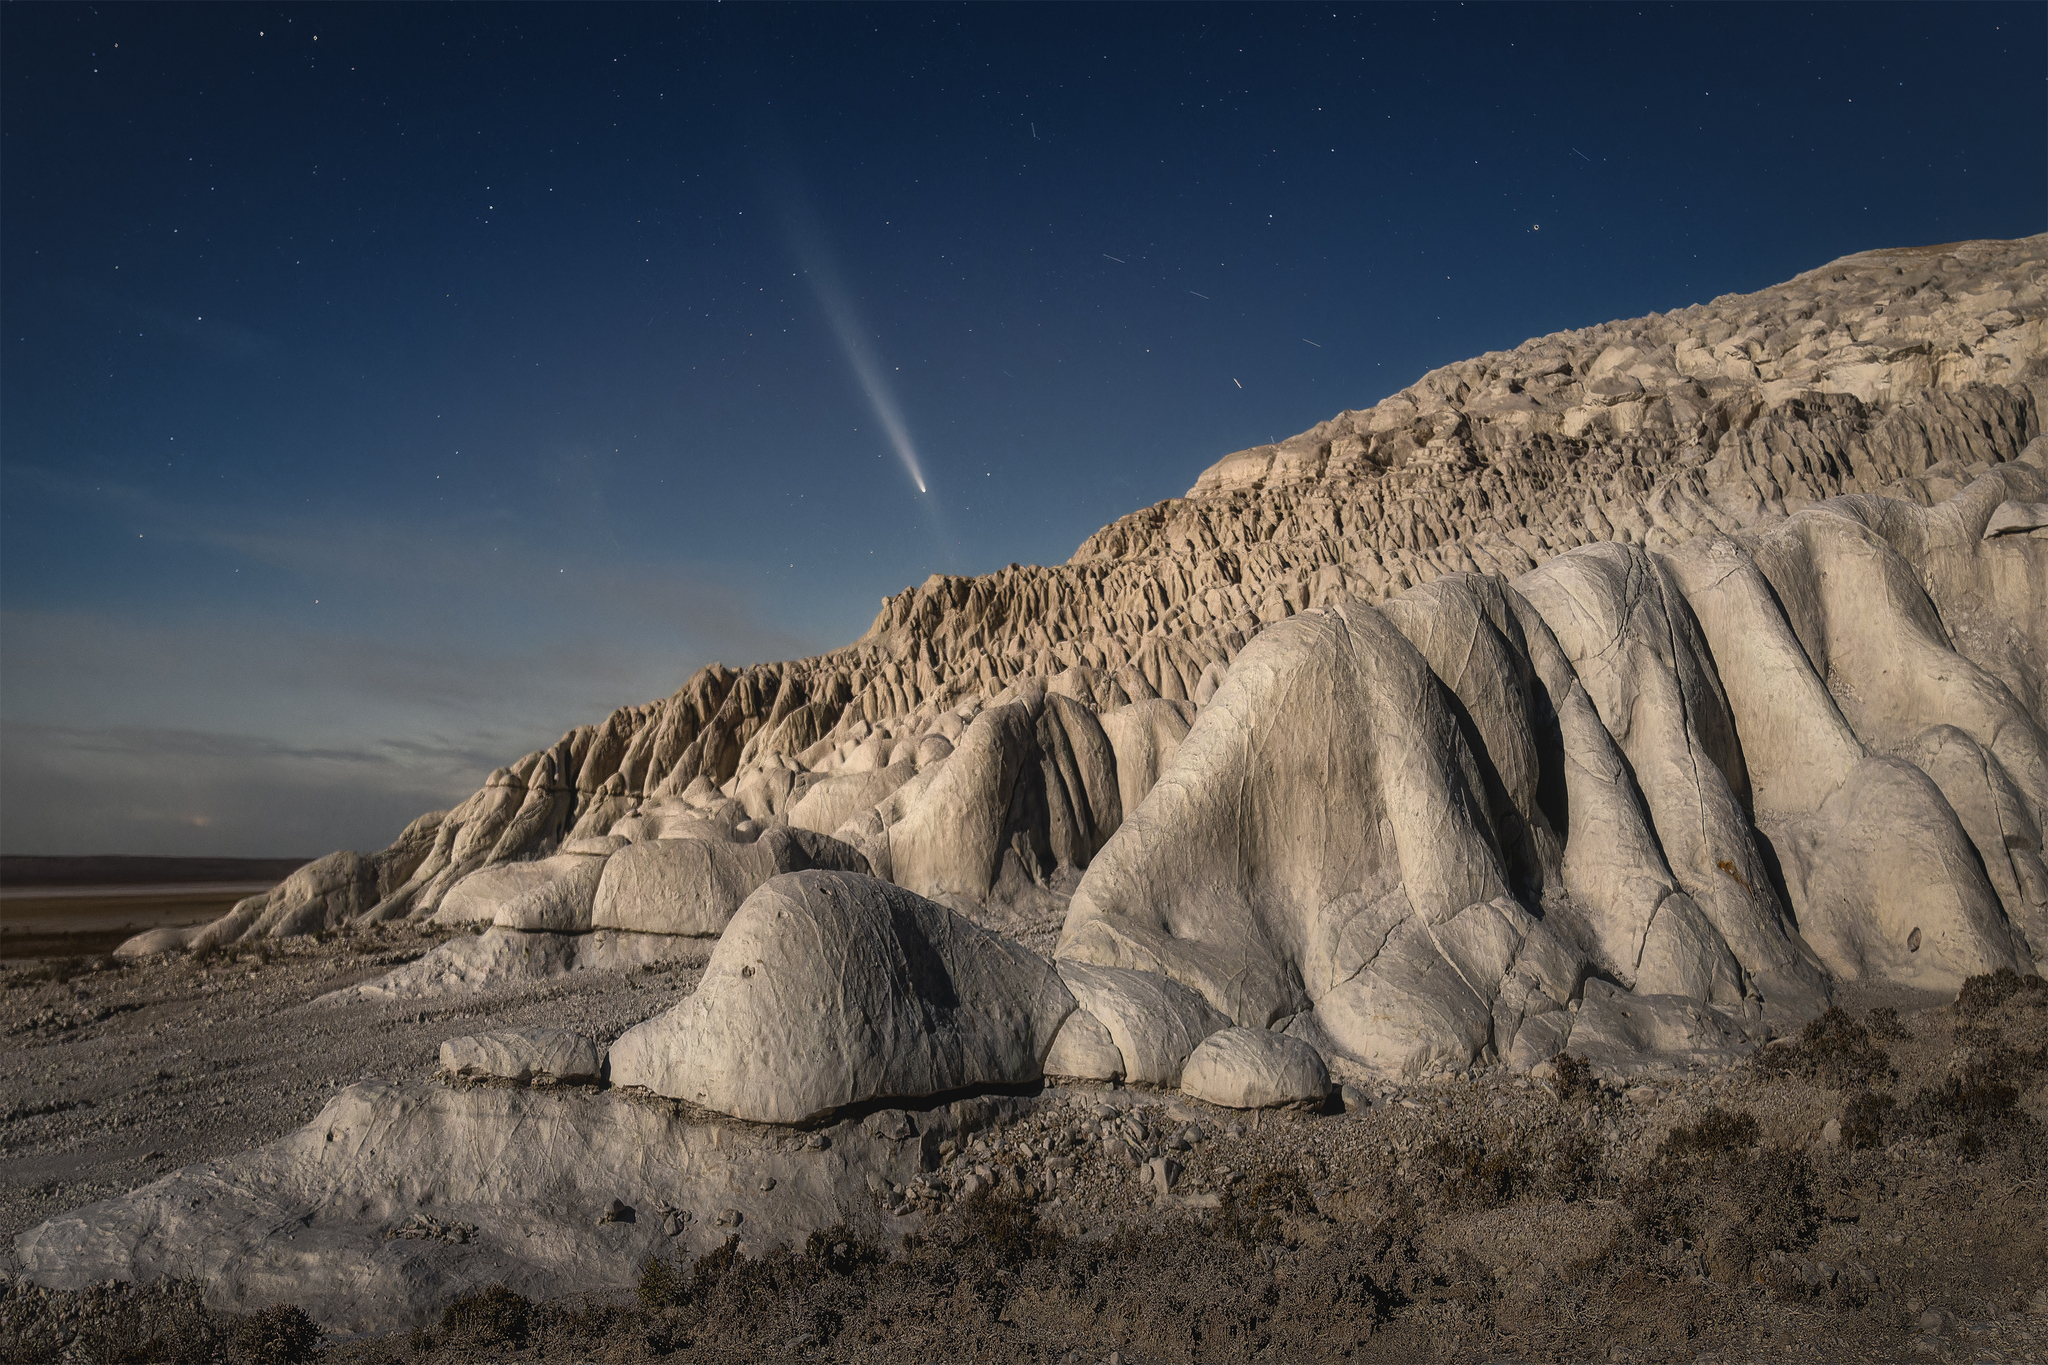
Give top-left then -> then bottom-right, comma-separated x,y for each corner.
2,933 -> 2045,1363
0,925 -> 705,1254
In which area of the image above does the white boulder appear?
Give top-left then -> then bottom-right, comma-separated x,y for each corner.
607,872 -> 1075,1122
1179,1027 -> 1331,1109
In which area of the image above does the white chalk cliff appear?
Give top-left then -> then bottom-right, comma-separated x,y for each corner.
172,235 -> 2046,1072
43,234 -> 2048,1322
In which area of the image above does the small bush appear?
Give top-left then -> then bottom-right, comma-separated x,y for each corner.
637,1251 -> 690,1312
438,1282 -> 530,1346
1542,1131 -> 1608,1202
1753,1007 -> 1894,1088
1956,968 -> 2047,1018
1216,1168 -> 1320,1246
1897,1064 -> 2024,1159
1865,1005 -> 1906,1040
1600,1116 -> 1821,1290
1726,1146 -> 1823,1257
230,1303 -> 320,1364
1423,1137 -> 1536,1211
1552,1051 -> 1596,1100
49,1281 -> 220,1365
951,1186 -> 1064,1267
1656,1105 -> 1759,1169
1841,1089 -> 1895,1150
803,1224 -> 887,1276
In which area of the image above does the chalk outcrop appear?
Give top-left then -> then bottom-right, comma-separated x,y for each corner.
153,236 -> 2045,972
607,872 -> 1076,1122
1179,1027 -> 1332,1109
439,1028 -> 605,1085
69,235 -> 2048,1327
13,1080 -> 1009,1331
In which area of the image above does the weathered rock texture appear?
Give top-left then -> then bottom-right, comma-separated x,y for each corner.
608,872 -> 1075,1122
13,1081 -> 1011,1332
438,1028 -> 604,1084
138,234 -> 2047,1072
56,232 -> 2048,1329
161,237 -> 2044,975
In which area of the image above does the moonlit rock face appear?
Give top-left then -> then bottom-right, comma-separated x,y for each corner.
1042,1006 -> 1124,1080
1052,960 -> 1232,1088
588,826 -> 869,937
1179,1027 -> 1331,1109
184,235 -> 2048,1082
42,235 -> 2048,1335
491,853 -> 609,932
606,872 -> 1075,1123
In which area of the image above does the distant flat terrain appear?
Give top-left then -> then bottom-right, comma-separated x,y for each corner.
1,855 -> 312,889
0,857 -> 311,959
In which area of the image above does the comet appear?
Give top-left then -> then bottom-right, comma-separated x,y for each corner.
795,250 -> 929,495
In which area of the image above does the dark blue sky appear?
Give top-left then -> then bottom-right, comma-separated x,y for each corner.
4,2 -> 2043,856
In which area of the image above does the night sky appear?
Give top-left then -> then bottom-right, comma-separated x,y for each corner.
3,3 -> 2042,857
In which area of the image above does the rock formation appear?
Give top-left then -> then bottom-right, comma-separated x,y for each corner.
156,236 -> 2044,968
119,232 -> 2048,1080
606,871 -> 1075,1123
56,233 -> 2048,1322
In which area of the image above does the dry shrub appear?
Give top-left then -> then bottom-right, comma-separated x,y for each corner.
437,1282 -> 530,1348
1215,1168 -> 1319,1243
1955,967 -> 2048,1019
1579,1106 -> 1822,1289
1423,1136 -> 1537,1211
1552,1051 -> 1596,1100
1752,1007 -> 1894,1088
1894,1062 -> 2037,1161
623,1172 -> 1418,1361
230,1304 -> 320,1364
1656,1105 -> 1759,1167
1840,1089 -> 1895,1150
2,1279 -> 319,1365
70,1286 -> 220,1365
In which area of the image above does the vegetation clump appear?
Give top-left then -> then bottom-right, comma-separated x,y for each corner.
1752,1006 -> 1895,1088
0,1278 -> 321,1364
1548,1050 -> 1597,1101
1954,967 -> 2048,1019
231,1305 -> 321,1365
436,1282 -> 531,1349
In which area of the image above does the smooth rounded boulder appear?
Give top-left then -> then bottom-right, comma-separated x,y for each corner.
607,872 -> 1076,1123
1053,960 -> 1231,1087
1042,1007 -> 1125,1080
492,853 -> 610,932
590,827 -> 870,937
1179,1027 -> 1331,1109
